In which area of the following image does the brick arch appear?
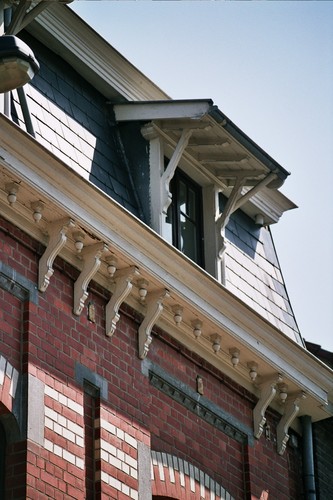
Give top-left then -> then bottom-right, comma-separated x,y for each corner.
151,451 -> 235,500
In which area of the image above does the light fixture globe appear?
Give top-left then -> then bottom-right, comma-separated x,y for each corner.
0,35 -> 40,93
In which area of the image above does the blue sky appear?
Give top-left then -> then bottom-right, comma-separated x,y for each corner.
71,1 -> 333,351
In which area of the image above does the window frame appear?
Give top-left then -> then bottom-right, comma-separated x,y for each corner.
168,168 -> 204,267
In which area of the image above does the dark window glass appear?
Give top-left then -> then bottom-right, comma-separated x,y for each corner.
167,169 -> 204,266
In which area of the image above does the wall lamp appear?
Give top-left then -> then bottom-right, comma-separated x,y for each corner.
0,35 -> 40,93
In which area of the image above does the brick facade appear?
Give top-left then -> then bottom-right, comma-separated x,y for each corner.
0,216 -> 303,499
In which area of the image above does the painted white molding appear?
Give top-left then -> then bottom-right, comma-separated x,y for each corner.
276,392 -> 307,455
138,289 -> 170,360
73,242 -> 108,316
0,115 -> 331,421
38,217 -> 75,292
105,266 -> 139,337
29,4 -> 169,102
253,373 -> 283,439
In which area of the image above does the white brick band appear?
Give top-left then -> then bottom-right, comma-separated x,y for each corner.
100,471 -> 138,500
45,385 -> 84,416
0,355 -> 19,398
44,385 -> 84,470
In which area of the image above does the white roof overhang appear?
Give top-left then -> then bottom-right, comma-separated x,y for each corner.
26,2 -> 169,102
22,5 -> 295,225
0,113 -> 331,431
113,99 -> 297,225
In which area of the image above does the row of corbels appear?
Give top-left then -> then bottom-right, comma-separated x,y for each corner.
33,216 -> 166,360
5,191 -> 306,454
4,184 -> 266,372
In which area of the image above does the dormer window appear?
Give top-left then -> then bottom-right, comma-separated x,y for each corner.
166,169 -> 204,266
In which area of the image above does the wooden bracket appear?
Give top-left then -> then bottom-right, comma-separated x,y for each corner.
138,289 -> 170,359
38,218 -> 75,292
161,128 -> 193,213
276,392 -> 306,455
105,266 -> 139,337
73,242 -> 108,316
253,373 -> 283,439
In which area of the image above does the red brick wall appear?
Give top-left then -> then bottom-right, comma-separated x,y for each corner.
0,216 -> 303,499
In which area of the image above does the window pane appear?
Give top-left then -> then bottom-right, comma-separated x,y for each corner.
188,187 -> 196,220
180,218 -> 198,262
179,180 -> 187,214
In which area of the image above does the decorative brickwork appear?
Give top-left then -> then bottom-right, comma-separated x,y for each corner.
95,408 -> 139,499
44,384 -> 85,470
151,451 -> 234,500
0,162 -> 316,499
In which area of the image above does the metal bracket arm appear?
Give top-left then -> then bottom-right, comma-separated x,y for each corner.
38,217 -> 75,292
138,289 -> 170,359
105,266 -> 139,337
276,392 -> 306,455
73,242 -> 108,316
253,373 -> 283,439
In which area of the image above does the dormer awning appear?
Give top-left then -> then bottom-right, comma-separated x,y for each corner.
113,99 -> 296,226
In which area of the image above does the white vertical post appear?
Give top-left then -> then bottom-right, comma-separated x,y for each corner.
149,135 -> 164,235
202,185 -> 220,280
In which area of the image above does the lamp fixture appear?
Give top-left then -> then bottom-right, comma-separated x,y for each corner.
106,255 -> 117,278
137,278 -> 149,302
248,361 -> 258,382
229,348 -> 240,367
31,200 -> 44,223
5,182 -> 19,206
172,305 -> 183,325
211,334 -> 221,354
0,35 -> 40,93
73,231 -> 85,253
191,319 -> 202,340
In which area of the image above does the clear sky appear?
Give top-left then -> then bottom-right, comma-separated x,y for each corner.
71,1 -> 333,351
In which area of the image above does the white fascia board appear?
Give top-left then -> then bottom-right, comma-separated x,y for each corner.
27,4 -> 169,102
113,100 -> 212,122
0,115 -> 332,408
241,186 -> 297,224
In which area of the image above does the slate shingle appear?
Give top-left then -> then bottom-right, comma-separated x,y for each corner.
19,32 -> 140,218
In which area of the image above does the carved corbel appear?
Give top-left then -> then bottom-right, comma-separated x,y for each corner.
138,289 -> 170,359
253,373 -> 283,439
38,218 -> 75,292
73,242 -> 108,316
276,392 -> 306,455
105,266 -> 140,337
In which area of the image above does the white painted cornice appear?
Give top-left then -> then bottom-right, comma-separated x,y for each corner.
26,3 -> 169,102
0,113 -> 332,423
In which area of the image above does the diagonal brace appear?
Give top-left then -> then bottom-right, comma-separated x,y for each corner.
161,128 -> 193,213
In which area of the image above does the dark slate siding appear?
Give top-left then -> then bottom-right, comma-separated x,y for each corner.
118,122 -> 151,225
13,32 -> 141,218
221,195 -> 302,344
